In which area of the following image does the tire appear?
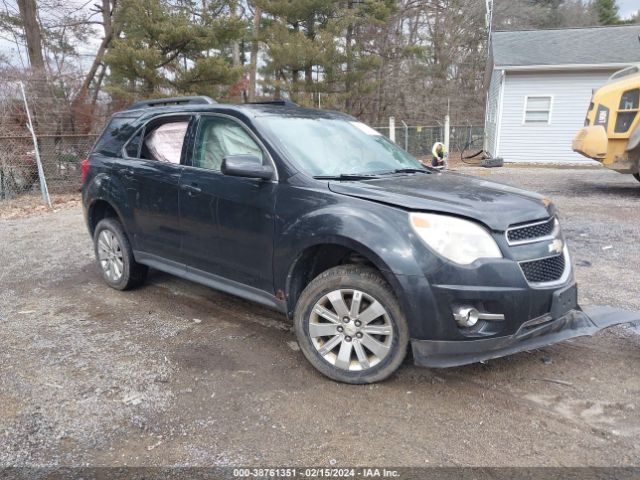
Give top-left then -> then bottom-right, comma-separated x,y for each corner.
93,218 -> 148,290
294,265 -> 409,384
634,173 -> 640,183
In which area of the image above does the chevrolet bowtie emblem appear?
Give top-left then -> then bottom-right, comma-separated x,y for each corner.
548,239 -> 564,254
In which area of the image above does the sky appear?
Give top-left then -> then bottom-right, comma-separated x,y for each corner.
0,0 -> 100,70
618,0 -> 640,19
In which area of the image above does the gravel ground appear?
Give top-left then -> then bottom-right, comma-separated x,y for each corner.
0,165 -> 639,468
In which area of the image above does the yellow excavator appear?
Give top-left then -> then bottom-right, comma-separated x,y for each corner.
572,65 -> 640,183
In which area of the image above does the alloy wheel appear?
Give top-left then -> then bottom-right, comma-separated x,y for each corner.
97,229 -> 124,282
309,289 -> 393,371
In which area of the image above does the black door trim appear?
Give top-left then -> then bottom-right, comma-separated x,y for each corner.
134,250 -> 286,313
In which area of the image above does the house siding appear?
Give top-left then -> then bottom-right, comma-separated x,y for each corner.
484,69 -> 503,156
497,70 -> 615,163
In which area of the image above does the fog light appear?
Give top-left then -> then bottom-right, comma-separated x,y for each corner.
453,307 -> 479,327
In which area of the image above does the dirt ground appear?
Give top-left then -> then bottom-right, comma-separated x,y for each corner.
1,165 -> 639,468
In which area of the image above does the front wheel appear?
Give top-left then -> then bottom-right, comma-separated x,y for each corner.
294,265 -> 409,384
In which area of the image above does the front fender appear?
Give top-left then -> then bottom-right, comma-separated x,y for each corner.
273,189 -> 434,326
275,201 -> 424,282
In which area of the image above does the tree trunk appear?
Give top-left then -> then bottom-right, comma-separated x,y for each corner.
232,42 -> 241,67
274,70 -> 285,100
344,21 -> 354,112
248,5 -> 261,101
17,0 -> 45,70
304,13 -> 314,90
343,0 -> 355,113
230,0 -> 241,67
74,0 -> 118,106
91,63 -> 108,106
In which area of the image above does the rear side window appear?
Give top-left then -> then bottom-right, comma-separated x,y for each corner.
142,121 -> 189,164
93,117 -> 139,157
125,129 -> 143,158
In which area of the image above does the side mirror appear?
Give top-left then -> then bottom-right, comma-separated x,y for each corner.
221,154 -> 274,180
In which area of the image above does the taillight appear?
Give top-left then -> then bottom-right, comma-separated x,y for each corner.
81,158 -> 90,182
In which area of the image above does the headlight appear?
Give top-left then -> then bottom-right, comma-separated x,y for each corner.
409,212 -> 502,265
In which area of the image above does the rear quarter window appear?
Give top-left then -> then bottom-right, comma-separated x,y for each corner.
93,117 -> 139,157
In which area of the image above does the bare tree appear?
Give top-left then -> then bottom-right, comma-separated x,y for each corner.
16,0 -> 45,70
74,0 -> 119,107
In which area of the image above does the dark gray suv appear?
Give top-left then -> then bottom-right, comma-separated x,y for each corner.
81,96 -> 639,384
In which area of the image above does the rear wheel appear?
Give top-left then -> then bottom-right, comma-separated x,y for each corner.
294,265 -> 409,384
93,218 -> 147,290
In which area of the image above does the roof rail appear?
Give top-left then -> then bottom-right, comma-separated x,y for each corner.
126,96 -> 216,110
246,100 -> 299,107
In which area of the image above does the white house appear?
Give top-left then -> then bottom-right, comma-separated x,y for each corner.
484,25 -> 640,163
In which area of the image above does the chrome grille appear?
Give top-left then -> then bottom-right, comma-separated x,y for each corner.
507,217 -> 556,244
519,254 -> 566,284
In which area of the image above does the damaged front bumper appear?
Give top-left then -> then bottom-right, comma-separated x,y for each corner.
411,306 -> 640,368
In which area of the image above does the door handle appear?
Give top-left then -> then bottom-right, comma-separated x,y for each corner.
181,184 -> 202,195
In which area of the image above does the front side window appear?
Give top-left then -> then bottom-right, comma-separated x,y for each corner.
193,116 -> 264,171
255,116 -> 423,177
524,96 -> 552,124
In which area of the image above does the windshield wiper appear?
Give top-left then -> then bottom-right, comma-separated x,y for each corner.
387,168 -> 432,175
313,173 -> 381,180
313,168 -> 432,180
361,167 -> 433,177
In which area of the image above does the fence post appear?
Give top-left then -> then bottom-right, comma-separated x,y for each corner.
401,120 -> 409,152
389,116 -> 396,143
444,115 -> 450,169
19,81 -> 51,208
444,115 -> 450,153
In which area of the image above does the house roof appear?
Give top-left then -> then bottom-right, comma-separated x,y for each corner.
491,24 -> 640,69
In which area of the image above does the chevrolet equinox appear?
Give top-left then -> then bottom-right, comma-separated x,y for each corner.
82,96 -> 638,384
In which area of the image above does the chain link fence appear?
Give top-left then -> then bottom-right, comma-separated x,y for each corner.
0,75 -> 106,202
0,134 -> 98,200
374,124 -> 484,158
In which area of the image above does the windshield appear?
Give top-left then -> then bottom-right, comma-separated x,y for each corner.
256,116 -> 424,177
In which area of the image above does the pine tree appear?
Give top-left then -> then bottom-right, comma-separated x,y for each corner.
593,0 -> 620,25
330,0 -> 396,113
255,0 -> 335,104
254,0 -> 395,111
104,0 -> 246,103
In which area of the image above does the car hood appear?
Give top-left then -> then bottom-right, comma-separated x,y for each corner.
328,171 -> 553,231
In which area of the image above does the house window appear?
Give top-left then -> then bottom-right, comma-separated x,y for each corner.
524,96 -> 552,124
